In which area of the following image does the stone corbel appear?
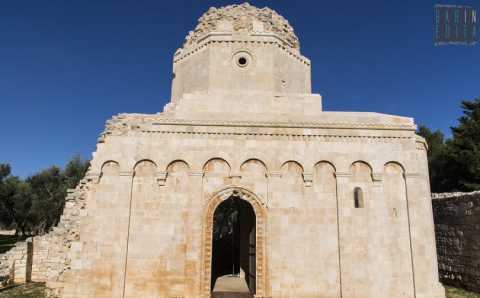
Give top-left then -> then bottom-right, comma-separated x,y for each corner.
303,173 -> 313,187
119,171 -> 134,177
267,171 -> 282,178
188,171 -> 204,177
156,171 -> 168,186
371,173 -> 383,182
335,172 -> 352,179
403,172 -> 422,180
371,173 -> 383,187
230,172 -> 242,184
229,172 -> 242,179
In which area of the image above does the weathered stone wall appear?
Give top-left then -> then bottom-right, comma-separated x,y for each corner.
56,115 -> 445,298
0,240 -> 27,286
432,191 -> 480,293
0,179 -> 88,291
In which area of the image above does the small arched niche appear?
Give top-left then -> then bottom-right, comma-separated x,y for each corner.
313,161 -> 336,194
100,161 -> 120,177
134,160 -> 156,177
203,158 -> 231,176
384,162 -> 405,176
166,160 -> 190,190
240,159 -> 267,177
384,162 -> 407,218
167,160 -> 190,175
280,161 -> 303,177
280,161 -> 304,191
350,161 -> 372,209
350,161 -> 373,182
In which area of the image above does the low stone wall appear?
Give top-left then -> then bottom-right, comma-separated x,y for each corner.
0,241 -> 27,286
432,191 -> 480,293
0,179 -> 88,291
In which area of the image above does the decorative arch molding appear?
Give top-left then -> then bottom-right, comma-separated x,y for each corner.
133,158 -> 157,168
384,161 -> 406,173
314,160 -> 337,172
350,160 -> 376,182
100,160 -> 120,178
240,158 -> 268,176
202,157 -> 232,175
239,154 -> 272,171
133,159 -> 157,177
349,160 -> 373,173
201,187 -> 267,298
280,160 -> 304,173
166,159 -> 191,172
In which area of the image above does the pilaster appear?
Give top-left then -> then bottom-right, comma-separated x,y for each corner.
404,172 -> 444,297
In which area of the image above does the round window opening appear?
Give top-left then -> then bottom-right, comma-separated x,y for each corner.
237,57 -> 248,67
233,51 -> 253,69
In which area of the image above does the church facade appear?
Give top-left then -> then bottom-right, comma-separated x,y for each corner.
57,3 -> 444,298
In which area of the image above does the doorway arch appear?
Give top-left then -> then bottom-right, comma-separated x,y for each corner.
202,187 -> 266,297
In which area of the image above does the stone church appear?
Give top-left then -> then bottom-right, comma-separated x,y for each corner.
12,3 -> 446,298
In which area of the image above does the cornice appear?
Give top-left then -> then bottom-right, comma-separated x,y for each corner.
149,118 -> 415,131
140,130 -> 412,142
415,135 -> 428,151
173,35 -> 309,65
100,117 -> 416,143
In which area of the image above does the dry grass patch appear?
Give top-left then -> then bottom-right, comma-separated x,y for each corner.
0,283 -> 57,298
446,286 -> 480,298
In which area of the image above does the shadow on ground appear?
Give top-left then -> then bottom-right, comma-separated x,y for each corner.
0,282 -> 478,298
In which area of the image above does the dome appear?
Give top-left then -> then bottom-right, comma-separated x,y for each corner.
182,2 -> 299,50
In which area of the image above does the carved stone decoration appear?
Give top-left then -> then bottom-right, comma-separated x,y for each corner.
155,171 -> 168,186
183,3 -> 299,50
302,173 -> 313,187
371,173 -> 384,182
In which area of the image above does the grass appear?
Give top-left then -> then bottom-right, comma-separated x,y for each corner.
446,286 -> 480,298
0,283 -> 57,298
0,282 -> 478,298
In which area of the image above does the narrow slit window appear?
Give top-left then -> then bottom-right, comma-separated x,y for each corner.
354,187 -> 364,208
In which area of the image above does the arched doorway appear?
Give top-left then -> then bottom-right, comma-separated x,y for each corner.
211,195 -> 256,296
202,188 -> 266,298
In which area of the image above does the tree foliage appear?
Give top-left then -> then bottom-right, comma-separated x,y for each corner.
418,97 -> 480,192
417,126 -> 447,192
0,155 -> 89,235
448,98 -> 480,190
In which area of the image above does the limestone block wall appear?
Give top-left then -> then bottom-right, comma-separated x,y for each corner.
432,191 -> 480,293
0,115 -> 446,298
0,180 -> 88,291
56,118 -> 446,298
0,240 -> 27,285
31,185 -> 87,288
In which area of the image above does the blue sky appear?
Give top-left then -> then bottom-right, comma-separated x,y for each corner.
1,0 -> 479,177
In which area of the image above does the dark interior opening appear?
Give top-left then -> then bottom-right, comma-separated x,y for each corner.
238,57 -> 247,66
354,187 -> 364,208
211,195 -> 256,294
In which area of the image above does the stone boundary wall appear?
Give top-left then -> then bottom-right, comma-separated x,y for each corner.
0,179 -> 88,291
432,191 -> 480,293
0,240 -> 27,286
